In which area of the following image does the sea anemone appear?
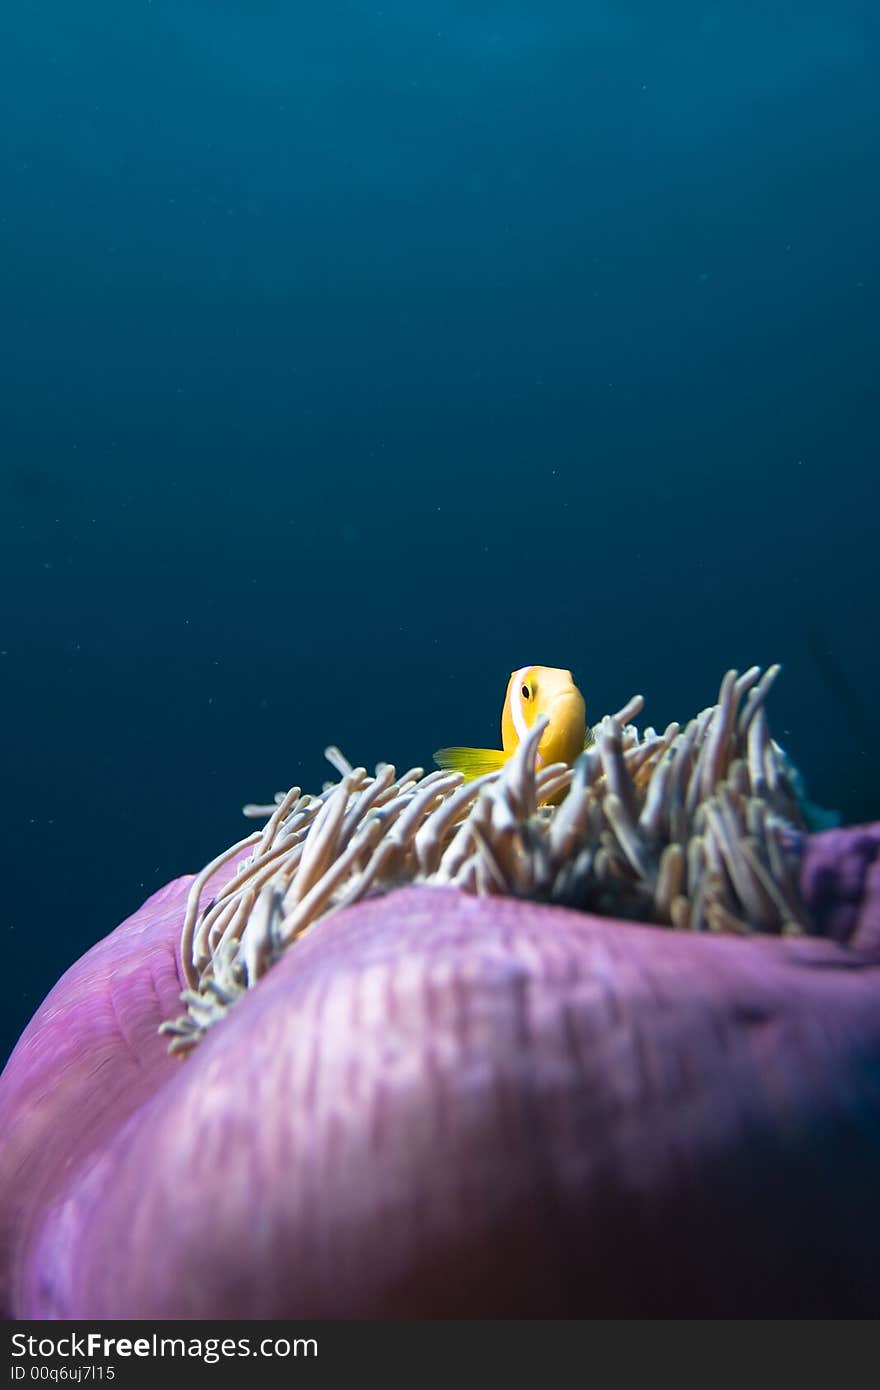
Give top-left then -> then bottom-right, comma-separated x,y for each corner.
163,666 -> 811,1053
2,662 -> 880,1319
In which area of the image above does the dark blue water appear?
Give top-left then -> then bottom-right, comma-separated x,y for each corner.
2,2 -> 878,1065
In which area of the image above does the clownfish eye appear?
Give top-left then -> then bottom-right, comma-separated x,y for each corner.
521,684 -> 531,700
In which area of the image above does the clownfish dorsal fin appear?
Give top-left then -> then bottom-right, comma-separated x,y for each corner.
432,747 -> 508,781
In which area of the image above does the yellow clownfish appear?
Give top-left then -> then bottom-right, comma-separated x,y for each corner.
433,665 -> 593,781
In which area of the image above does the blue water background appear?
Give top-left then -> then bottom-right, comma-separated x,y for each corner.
2,2 -> 878,1064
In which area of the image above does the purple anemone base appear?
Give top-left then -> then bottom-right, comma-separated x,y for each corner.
2,823 -> 880,1319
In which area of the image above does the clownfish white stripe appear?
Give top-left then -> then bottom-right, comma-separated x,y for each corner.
510,665 -> 532,748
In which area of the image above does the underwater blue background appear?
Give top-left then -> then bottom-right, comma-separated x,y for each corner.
2,1 -> 878,1066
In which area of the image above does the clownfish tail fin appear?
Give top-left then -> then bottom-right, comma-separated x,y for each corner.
432,747 -> 509,780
